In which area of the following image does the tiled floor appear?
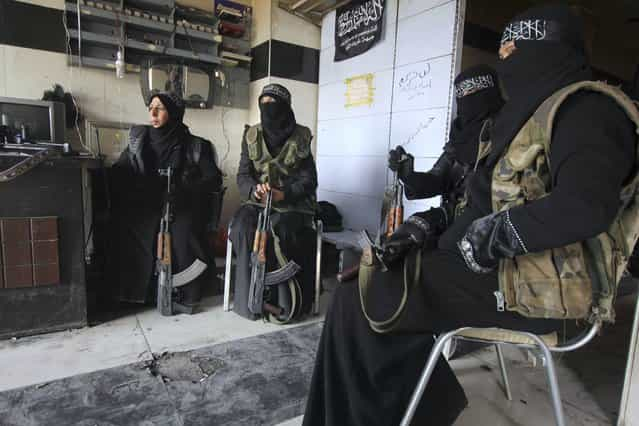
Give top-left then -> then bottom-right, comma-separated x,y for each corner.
0,285 -> 636,425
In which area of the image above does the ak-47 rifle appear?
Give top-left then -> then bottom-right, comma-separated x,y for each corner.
248,190 -> 302,318
157,167 -> 173,316
336,158 -> 407,282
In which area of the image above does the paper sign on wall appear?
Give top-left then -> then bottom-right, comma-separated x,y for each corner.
345,73 -> 375,108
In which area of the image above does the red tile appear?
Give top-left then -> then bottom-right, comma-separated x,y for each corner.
1,218 -> 30,243
31,217 -> 58,241
3,243 -> 32,266
4,265 -> 33,288
33,264 -> 60,286
32,241 -> 59,265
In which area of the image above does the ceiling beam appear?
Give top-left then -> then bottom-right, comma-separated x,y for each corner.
301,0 -> 330,13
290,0 -> 315,10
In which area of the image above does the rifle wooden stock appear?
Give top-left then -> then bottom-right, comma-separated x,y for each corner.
386,210 -> 396,238
252,227 -> 261,253
162,234 -> 171,264
337,263 -> 360,283
157,232 -> 164,260
157,232 -> 171,264
395,206 -> 403,228
258,231 -> 268,263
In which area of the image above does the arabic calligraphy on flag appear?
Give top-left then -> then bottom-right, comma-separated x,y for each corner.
334,0 -> 385,62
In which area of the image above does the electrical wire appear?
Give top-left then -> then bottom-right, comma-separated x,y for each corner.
62,3 -> 92,154
220,106 -> 231,171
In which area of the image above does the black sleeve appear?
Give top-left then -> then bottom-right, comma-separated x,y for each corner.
402,150 -> 452,200
237,133 -> 260,201
196,140 -> 223,191
110,147 -> 164,208
113,146 -> 134,169
509,92 -> 636,252
282,153 -> 318,203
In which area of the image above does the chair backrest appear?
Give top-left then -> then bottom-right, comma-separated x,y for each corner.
550,320 -> 601,353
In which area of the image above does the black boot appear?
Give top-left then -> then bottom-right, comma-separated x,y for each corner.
172,278 -> 202,315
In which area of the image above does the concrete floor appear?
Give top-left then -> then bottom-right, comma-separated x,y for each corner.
0,283 -> 635,425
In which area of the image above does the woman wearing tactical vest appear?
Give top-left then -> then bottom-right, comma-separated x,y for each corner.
230,84 -> 318,323
383,65 -> 504,262
303,5 -> 639,425
109,92 -> 223,314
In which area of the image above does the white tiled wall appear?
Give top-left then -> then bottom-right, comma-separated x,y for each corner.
317,0 -> 462,231
317,69 -> 395,121
395,0 -> 456,66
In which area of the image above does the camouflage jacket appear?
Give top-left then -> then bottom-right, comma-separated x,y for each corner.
244,124 -> 317,215
485,82 -> 639,323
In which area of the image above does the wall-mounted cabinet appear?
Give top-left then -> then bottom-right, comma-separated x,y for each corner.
64,0 -> 252,109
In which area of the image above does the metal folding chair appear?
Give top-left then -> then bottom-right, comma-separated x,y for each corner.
400,320 -> 603,426
223,218 -> 324,316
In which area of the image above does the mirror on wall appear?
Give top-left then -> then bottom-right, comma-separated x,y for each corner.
86,120 -> 140,166
140,59 -> 215,109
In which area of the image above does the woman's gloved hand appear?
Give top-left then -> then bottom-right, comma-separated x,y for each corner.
388,146 -> 414,180
382,215 -> 431,264
458,209 -> 528,273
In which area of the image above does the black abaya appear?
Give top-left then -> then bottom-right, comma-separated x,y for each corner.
303,250 -> 558,426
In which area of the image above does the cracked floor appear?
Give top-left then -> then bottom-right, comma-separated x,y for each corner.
0,285 -> 636,425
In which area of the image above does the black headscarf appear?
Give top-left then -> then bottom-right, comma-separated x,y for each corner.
259,84 -> 297,154
147,92 -> 188,171
448,65 -> 504,164
488,4 -> 592,166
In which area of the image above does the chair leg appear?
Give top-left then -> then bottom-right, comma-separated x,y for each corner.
313,220 -> 323,315
223,232 -> 233,312
495,344 -> 513,401
540,347 -> 565,426
400,330 -> 460,426
524,334 -> 566,426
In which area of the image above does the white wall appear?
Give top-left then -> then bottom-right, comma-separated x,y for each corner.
0,44 -> 249,226
317,0 -> 463,231
246,1 -> 320,150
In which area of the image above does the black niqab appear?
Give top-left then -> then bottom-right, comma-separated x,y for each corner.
467,4 -> 592,215
488,4 -> 592,166
259,99 -> 296,155
449,65 -> 504,164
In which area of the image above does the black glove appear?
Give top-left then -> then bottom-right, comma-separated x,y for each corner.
388,146 -> 414,180
382,215 -> 431,264
458,210 -> 528,273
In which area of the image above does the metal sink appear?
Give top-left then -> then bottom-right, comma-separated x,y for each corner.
0,144 -> 55,182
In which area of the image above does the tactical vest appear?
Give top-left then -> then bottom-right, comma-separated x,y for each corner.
483,81 -> 639,323
245,124 -> 317,215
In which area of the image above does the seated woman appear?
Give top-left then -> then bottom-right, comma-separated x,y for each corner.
230,84 -> 318,323
385,65 -> 504,260
303,5 -> 638,425
109,92 -> 223,313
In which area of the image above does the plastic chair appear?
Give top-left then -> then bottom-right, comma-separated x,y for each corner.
400,320 -> 603,426
223,218 -> 324,316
